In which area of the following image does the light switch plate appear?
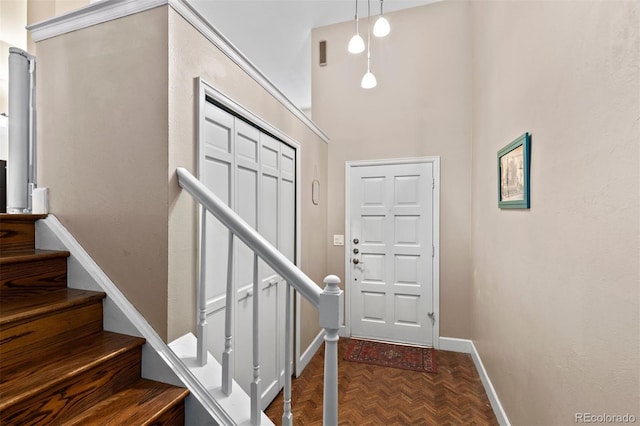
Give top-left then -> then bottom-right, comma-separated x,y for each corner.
333,235 -> 344,246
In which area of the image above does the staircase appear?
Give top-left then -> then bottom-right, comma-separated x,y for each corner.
0,214 -> 189,425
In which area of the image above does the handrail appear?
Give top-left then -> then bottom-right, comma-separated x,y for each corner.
177,166 -> 341,425
176,167 -> 322,308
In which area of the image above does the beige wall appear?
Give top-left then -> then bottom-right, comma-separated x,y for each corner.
166,8 -> 328,347
37,7 -> 171,338
312,1 -> 473,338
0,0 -> 27,50
36,5 -> 329,350
0,0 -> 27,115
27,0 -> 90,53
470,1 -> 639,424
0,0 -> 88,109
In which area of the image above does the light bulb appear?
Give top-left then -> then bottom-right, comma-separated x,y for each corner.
373,16 -> 390,37
361,71 -> 377,89
348,34 -> 365,54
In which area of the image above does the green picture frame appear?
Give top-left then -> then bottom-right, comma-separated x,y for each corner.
498,133 -> 531,209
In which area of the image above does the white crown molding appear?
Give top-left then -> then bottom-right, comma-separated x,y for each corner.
27,0 -> 167,42
27,0 -> 330,144
170,0 -> 330,144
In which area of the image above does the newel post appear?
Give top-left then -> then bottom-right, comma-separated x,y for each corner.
319,275 -> 343,426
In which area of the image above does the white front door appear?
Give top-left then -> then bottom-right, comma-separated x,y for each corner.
348,160 -> 437,347
200,101 -> 295,409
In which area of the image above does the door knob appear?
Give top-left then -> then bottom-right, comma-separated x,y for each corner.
353,258 -> 360,264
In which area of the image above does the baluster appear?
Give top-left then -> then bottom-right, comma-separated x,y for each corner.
197,205 -> 208,367
282,281 -> 293,426
221,232 -> 235,395
250,253 -> 261,425
319,275 -> 343,426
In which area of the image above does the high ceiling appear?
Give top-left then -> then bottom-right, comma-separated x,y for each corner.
187,0 -> 435,110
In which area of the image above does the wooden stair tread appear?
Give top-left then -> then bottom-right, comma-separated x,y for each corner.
0,288 -> 105,326
61,378 -> 189,426
0,214 -> 48,222
0,249 -> 70,265
0,331 -> 145,410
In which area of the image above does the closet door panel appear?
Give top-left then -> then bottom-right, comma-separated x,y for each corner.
200,104 -> 235,365
258,134 -> 281,406
280,144 -> 295,262
276,144 -> 295,393
233,120 -> 260,392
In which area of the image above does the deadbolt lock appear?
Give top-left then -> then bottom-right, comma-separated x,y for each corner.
353,238 -> 359,244
353,248 -> 359,254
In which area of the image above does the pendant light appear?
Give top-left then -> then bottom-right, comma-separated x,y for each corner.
361,0 -> 377,89
347,0 -> 365,54
373,0 -> 390,38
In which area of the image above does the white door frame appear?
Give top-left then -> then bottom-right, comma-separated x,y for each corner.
197,77 -> 304,373
344,157 -> 441,349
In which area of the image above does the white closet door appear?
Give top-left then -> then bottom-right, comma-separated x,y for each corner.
259,133 -> 284,406
199,102 -> 296,409
233,120 -> 261,394
279,144 -> 296,263
200,103 -> 234,365
278,143 -> 296,390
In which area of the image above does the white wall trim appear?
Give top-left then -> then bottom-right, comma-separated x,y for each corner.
344,156 -> 441,348
439,337 -> 511,426
26,0 -> 330,145
438,336 -> 474,354
296,329 -> 325,377
39,215 -> 236,426
26,0 -> 166,41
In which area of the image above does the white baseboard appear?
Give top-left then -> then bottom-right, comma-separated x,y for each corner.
296,329 -> 325,377
439,337 -> 510,426
438,337 -> 474,354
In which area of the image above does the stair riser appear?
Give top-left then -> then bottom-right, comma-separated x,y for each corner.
60,380 -> 190,426
150,399 -> 187,425
0,257 -> 68,298
0,302 -> 103,361
0,346 -> 142,425
0,220 -> 36,251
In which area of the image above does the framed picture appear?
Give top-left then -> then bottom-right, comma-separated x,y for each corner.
498,132 -> 531,209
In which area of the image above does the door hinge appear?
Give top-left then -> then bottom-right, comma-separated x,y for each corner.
432,178 -> 435,189
432,245 -> 435,258
428,312 -> 436,326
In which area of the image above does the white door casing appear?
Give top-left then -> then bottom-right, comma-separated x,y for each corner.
345,158 -> 440,348
199,89 -> 296,408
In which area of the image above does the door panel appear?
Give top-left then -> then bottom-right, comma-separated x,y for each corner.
201,105 -> 235,363
280,143 -> 296,263
233,121 -> 260,394
350,162 -> 434,346
259,133 -> 281,405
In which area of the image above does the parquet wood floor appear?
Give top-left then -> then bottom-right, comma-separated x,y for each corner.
265,338 -> 498,426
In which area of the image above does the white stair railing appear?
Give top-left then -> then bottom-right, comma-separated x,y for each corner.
177,167 -> 343,426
